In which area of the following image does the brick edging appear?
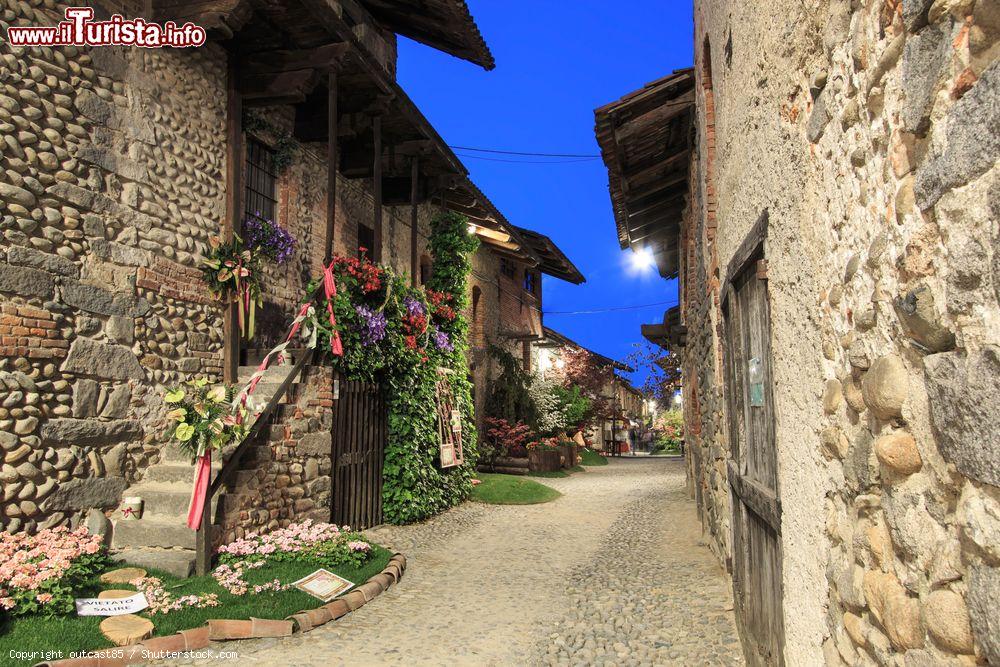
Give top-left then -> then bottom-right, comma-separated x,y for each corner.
35,554 -> 408,667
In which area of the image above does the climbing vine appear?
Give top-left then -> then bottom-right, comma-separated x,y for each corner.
242,110 -> 298,174
312,212 -> 480,524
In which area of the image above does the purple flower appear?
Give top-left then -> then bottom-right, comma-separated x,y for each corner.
403,296 -> 426,318
244,214 -> 296,264
355,305 -> 387,345
432,325 -> 453,352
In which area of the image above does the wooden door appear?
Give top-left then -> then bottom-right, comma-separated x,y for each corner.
331,376 -> 387,529
723,222 -> 784,666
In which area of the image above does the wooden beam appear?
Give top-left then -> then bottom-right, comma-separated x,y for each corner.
153,0 -> 252,39
244,43 -> 348,76
240,69 -> 317,106
410,156 -> 419,285
372,115 -> 383,263
325,70 -> 338,264
223,55 -> 242,387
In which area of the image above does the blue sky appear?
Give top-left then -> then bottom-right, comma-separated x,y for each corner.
397,1 -> 691,386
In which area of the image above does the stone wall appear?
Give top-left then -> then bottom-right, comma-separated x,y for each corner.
0,0 -> 230,534
686,0 -> 999,663
217,366 -> 334,545
0,0 -> 451,537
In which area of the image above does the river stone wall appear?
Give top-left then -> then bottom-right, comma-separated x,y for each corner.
0,0 -> 445,536
686,0 -> 998,663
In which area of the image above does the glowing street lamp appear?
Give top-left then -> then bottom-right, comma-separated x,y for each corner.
630,247 -> 655,271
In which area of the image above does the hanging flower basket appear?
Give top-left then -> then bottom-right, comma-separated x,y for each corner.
202,235 -> 262,339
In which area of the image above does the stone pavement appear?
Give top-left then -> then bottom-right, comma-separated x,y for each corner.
162,458 -> 743,666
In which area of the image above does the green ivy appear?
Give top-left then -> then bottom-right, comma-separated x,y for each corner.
242,110 -> 298,175
484,344 -> 539,427
314,212 -> 480,524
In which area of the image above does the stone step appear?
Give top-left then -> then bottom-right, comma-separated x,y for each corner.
113,548 -> 195,579
125,481 -> 220,518
113,516 -> 201,550
144,462 -> 221,484
237,364 -> 298,383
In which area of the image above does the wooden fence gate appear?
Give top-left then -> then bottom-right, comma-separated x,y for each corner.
722,213 -> 784,666
331,375 -> 387,529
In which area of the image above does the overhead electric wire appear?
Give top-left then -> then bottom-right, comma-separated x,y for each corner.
453,152 -> 598,165
449,145 -> 602,158
544,300 -> 679,315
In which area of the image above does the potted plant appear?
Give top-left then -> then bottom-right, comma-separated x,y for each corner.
526,438 -> 561,472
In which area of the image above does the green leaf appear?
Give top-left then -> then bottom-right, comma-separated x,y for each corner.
164,389 -> 185,404
174,423 -> 195,441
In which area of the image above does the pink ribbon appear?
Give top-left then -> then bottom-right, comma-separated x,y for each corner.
189,262 -> 345,533
186,451 -> 212,530
324,262 -> 343,356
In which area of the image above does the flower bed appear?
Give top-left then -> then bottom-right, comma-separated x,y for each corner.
0,527 -> 110,618
0,523 -> 393,665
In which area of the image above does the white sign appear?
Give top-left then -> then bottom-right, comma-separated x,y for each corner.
292,569 -> 354,602
75,592 -> 148,617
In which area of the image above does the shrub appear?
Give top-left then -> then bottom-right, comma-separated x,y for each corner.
651,410 -> 684,453
0,527 -> 110,618
482,418 -> 533,463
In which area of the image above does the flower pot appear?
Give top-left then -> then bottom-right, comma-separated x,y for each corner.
121,497 -> 143,520
558,444 -> 579,469
528,449 -> 561,472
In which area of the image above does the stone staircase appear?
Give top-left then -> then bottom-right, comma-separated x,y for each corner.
111,355 -> 304,577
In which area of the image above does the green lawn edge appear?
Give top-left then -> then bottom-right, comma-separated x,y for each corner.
579,449 -> 608,466
0,546 -> 392,665
470,473 -> 561,505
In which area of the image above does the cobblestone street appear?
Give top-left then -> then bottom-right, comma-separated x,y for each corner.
166,458 -> 742,666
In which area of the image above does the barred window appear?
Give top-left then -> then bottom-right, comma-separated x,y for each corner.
500,257 -> 516,279
245,139 -> 277,222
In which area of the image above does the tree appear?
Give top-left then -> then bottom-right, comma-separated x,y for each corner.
626,341 -> 682,410
551,347 -> 620,428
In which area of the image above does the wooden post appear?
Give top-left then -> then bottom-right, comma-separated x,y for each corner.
372,115 -> 383,263
201,55 -> 243,576
325,70 -> 338,263
223,56 -> 243,385
409,156 -> 419,285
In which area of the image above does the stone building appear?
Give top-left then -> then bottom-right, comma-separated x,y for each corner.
597,1 -> 998,664
465,223 -> 585,431
0,0 -> 576,576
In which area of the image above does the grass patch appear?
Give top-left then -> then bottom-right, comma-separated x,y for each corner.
471,473 -> 561,505
527,469 -> 568,478
0,547 -> 392,665
579,448 -> 608,466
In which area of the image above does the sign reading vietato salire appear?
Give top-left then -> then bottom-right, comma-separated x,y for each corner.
6,7 -> 206,48
74,592 -> 149,617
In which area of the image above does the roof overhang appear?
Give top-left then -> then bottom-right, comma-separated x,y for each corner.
514,227 -> 586,284
539,327 -> 633,372
595,68 -> 695,279
642,305 -> 686,350
359,0 -> 495,70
